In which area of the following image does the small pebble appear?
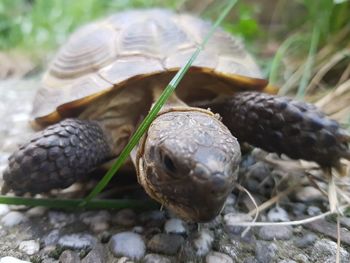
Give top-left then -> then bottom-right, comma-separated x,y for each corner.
307,206 -> 322,216
26,206 -> 46,217
340,216 -> 350,228
217,239 -> 240,261
81,244 -> 107,263
147,233 -> 185,255
205,251 -> 233,263
1,211 -> 27,227
0,204 -> 10,217
192,229 -> 214,256
48,211 -> 75,228
58,233 -> 97,250
294,233 -> 317,248
142,253 -> 171,263
18,240 -> 40,255
43,229 -> 60,246
311,239 -> 350,262
258,226 -> 293,240
295,186 -> 323,202
0,257 -> 30,263
113,209 -> 136,227
278,260 -> 296,263
132,226 -> 144,234
164,218 -> 187,235
59,250 -> 81,263
267,207 -> 289,222
291,203 -> 306,216
80,211 -> 110,233
109,232 -> 145,260
140,211 -> 165,228
255,241 -> 278,263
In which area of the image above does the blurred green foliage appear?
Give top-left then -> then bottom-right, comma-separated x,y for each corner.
290,0 -> 349,45
223,3 -> 260,41
267,0 -> 350,96
0,0 -> 178,51
0,0 -> 349,78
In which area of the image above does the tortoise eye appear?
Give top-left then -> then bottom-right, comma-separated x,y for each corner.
163,154 -> 177,173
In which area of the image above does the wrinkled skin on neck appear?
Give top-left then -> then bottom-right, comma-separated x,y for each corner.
137,108 -> 241,222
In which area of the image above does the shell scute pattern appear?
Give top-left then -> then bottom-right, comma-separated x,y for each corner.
36,9 -> 264,122
99,57 -> 164,84
50,23 -> 117,78
117,17 -> 193,59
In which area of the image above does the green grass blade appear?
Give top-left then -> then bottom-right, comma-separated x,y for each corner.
296,25 -> 321,99
269,34 -> 303,88
82,0 -> 238,205
0,195 -> 157,210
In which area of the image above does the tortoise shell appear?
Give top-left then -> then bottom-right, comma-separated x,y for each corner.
33,9 -> 271,125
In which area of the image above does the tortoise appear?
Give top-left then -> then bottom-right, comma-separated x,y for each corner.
3,9 -> 350,222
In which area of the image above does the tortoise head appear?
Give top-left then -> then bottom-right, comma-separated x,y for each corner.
137,109 -> 241,222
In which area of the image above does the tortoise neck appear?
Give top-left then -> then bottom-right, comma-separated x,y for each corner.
151,82 -> 187,108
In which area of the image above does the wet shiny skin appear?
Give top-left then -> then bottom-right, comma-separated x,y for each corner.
137,109 -> 241,222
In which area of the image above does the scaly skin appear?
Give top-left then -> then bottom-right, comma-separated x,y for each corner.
137,108 -> 241,222
2,93 -> 349,222
208,91 -> 350,167
2,119 -> 113,194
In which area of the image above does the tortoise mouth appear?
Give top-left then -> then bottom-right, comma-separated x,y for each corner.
151,173 -> 235,222
166,192 -> 229,222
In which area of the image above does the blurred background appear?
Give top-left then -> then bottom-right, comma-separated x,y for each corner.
0,0 -> 349,126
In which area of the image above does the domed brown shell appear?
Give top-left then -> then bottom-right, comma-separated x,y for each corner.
33,9 -> 271,125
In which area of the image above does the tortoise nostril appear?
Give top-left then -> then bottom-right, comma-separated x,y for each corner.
163,154 -> 177,173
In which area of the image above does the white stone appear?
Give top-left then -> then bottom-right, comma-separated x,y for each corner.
267,207 -> 289,222
206,252 -> 233,263
58,233 -> 97,250
295,186 -> 324,202
18,240 -> 40,255
0,257 -> 30,263
311,239 -> 349,261
48,211 -> 75,228
117,257 -> 134,263
0,204 -> 10,217
164,218 -> 187,235
1,211 -> 27,227
26,207 -> 47,217
80,210 -> 110,225
193,229 -> 214,256
109,232 -> 145,260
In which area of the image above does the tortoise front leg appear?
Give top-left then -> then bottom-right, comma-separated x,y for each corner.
208,91 -> 350,167
2,119 -> 114,194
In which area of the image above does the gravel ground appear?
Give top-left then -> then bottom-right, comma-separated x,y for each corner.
0,78 -> 350,263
